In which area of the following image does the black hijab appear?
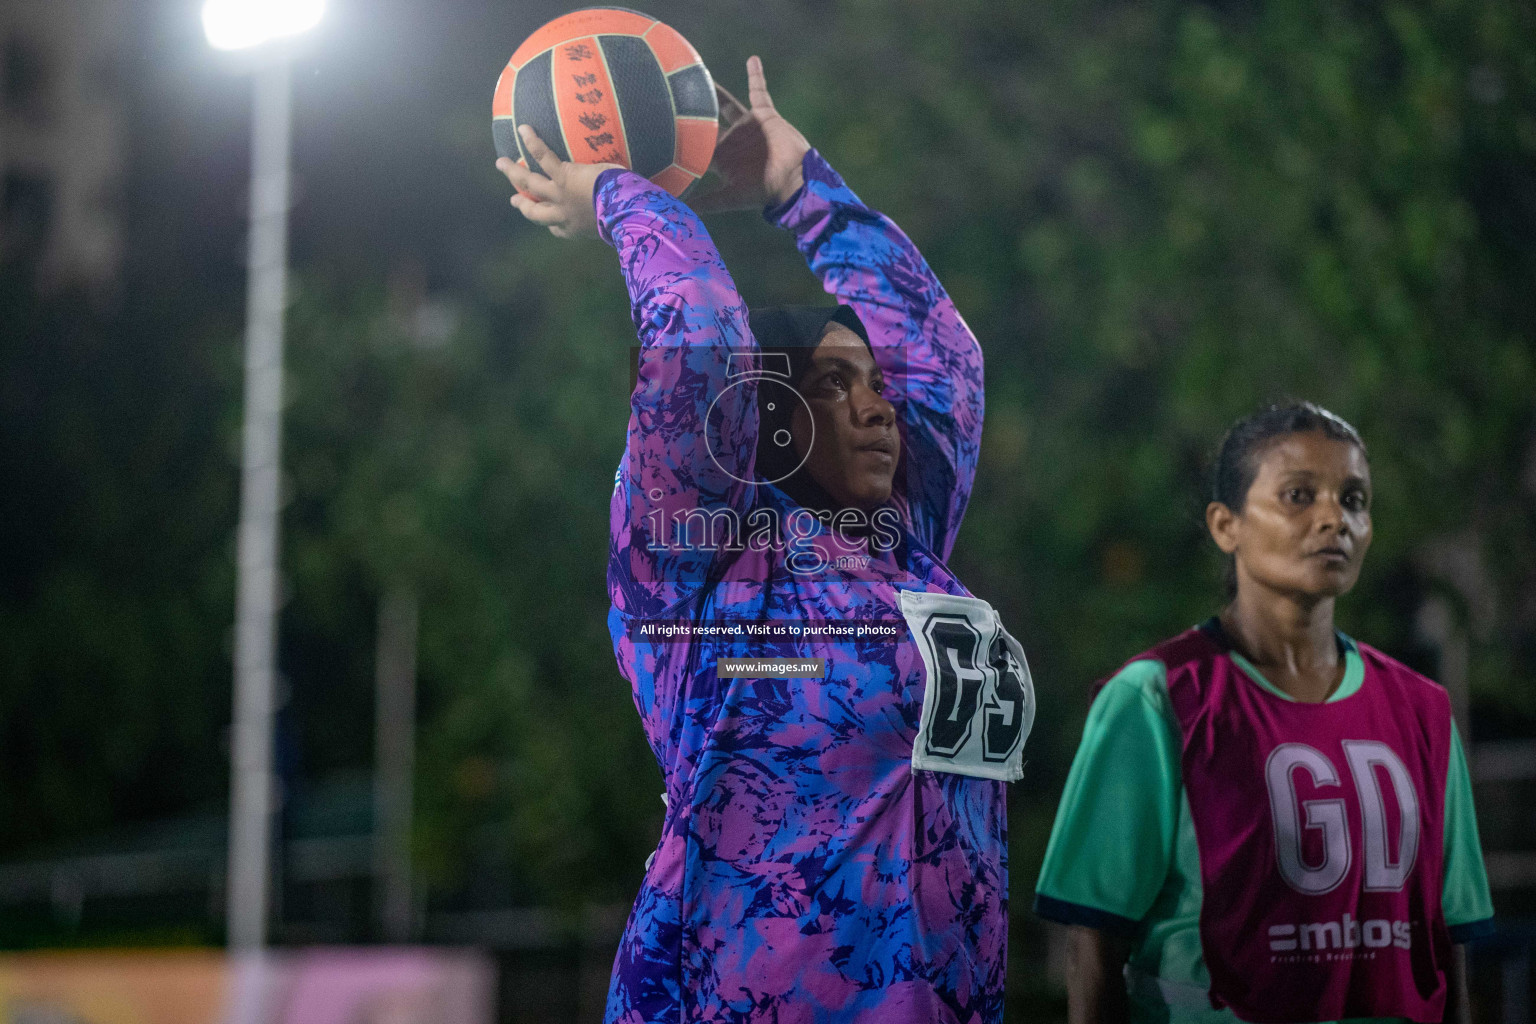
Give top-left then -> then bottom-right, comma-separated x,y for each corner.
746,304 -> 877,521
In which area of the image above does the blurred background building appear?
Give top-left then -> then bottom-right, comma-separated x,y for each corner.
0,0 -> 124,292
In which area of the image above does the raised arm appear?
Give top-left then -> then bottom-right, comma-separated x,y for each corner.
771,152 -> 983,561
699,58 -> 983,561
498,127 -> 758,617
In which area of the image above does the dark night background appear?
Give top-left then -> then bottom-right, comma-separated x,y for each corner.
2,0 -> 1534,1018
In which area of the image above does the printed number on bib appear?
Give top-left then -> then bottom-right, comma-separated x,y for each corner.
899,590 -> 1035,782
1264,741 -> 1421,895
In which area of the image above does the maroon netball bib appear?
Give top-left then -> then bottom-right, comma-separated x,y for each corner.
1151,625 -> 1454,1023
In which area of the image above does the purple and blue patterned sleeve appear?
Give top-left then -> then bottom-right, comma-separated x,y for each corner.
768,150 -> 984,563
596,169 -> 758,618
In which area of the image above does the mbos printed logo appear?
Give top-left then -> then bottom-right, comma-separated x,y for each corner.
1268,912 -> 1411,952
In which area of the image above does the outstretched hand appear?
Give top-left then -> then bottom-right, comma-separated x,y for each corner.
495,124 -> 621,239
691,56 -> 811,213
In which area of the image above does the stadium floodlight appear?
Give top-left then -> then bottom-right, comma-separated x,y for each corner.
207,1 -> 318,955
202,0 -> 324,51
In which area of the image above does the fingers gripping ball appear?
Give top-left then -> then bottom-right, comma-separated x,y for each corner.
492,7 -> 719,198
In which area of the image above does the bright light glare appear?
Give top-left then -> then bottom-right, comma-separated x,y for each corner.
203,0 -> 324,50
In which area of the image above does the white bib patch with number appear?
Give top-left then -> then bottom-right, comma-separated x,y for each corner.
899,589 -> 1035,782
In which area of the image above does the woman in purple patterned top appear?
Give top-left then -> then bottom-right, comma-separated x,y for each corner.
496,57 -> 1034,1024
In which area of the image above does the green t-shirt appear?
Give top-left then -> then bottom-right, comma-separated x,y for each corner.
1034,634 -> 1495,1024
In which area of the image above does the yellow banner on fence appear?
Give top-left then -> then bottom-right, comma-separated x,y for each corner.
0,948 -> 493,1024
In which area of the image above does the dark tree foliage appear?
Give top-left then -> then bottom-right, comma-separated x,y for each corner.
1,0 -> 1532,946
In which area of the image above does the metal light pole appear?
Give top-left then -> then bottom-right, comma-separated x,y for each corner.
374,586 -> 419,942
203,0 -> 323,953
226,53 -> 292,952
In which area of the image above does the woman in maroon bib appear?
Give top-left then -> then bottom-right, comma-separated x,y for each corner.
1035,402 -> 1494,1024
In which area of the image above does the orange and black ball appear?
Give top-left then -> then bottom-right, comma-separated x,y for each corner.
493,7 -> 719,197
